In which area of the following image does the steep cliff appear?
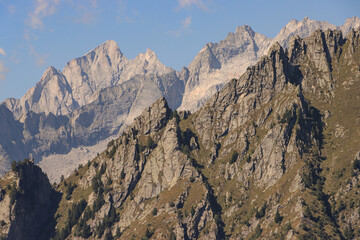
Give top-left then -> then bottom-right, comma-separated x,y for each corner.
0,159 -> 60,240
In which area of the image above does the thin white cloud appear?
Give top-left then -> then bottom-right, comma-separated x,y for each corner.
0,61 -> 9,81
29,45 -> 48,66
72,0 -> 99,24
23,28 -> 40,41
25,0 -> 61,30
11,51 -> 20,64
182,16 -> 192,28
177,0 -> 208,11
168,16 -> 192,38
25,0 -> 100,29
0,48 -> 6,56
89,0 -> 97,8
116,0 -> 130,24
23,29 -> 31,41
73,11 -> 96,24
8,5 -> 16,14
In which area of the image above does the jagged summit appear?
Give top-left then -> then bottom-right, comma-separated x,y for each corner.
235,25 -> 255,36
100,39 -> 120,50
267,41 -> 283,54
39,66 -> 62,82
179,17 -> 360,112
272,16 -> 337,50
144,48 -> 157,57
341,16 -> 360,34
77,40 -> 124,62
134,48 -> 163,66
223,25 -> 261,45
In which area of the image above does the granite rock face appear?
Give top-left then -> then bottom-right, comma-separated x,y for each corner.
179,25 -> 272,112
0,160 -> 59,240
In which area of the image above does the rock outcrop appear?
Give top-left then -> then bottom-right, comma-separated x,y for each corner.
0,159 -> 60,240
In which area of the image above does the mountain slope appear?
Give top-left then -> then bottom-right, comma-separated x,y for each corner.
1,28 -> 359,240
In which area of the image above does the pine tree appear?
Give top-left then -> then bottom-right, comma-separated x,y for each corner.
115,226 -> 121,238
274,209 -> 282,223
343,224 -> 354,240
145,228 -> 153,238
120,169 -> 125,179
11,160 -> 17,171
104,230 -> 113,240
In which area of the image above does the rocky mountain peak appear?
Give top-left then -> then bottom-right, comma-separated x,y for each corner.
267,41 -> 284,55
126,97 -> 171,136
145,48 -> 156,58
88,39 -> 123,59
235,25 -> 255,36
273,17 -> 337,50
64,39 -> 125,74
223,25 -> 260,46
179,23 -> 272,112
188,43 -> 221,72
341,16 -> 360,35
39,66 -> 62,84
134,48 -> 161,65
289,28 -> 344,64
288,18 -> 299,25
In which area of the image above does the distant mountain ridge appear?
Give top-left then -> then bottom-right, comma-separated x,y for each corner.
0,17 -> 359,181
4,40 -> 184,120
0,42 -> 185,180
178,16 -> 360,111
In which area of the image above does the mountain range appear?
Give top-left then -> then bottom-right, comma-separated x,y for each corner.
0,17 -> 359,182
0,26 -> 359,239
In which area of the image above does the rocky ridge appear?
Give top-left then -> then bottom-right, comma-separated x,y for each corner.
0,28 -> 359,239
179,16 -> 360,112
4,41 -> 184,120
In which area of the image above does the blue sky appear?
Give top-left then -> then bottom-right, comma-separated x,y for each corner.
0,0 -> 359,101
